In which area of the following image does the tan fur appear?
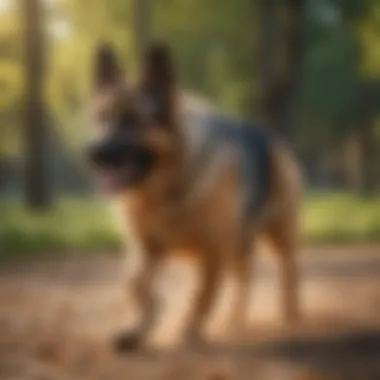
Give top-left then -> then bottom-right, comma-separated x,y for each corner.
260,141 -> 302,321
90,43 -> 302,350
114,137 -> 301,348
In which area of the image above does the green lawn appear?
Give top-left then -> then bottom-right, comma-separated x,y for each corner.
0,198 -> 123,260
303,192 -> 380,245
1,193 -> 380,258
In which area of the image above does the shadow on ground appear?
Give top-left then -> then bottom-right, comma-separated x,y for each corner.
260,328 -> 380,379
152,327 -> 380,379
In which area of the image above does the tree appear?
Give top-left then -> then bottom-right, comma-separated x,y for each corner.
1,0 -> 378,195
257,0 -> 305,140
298,0 -> 379,192
23,0 -> 52,208
0,8 -> 22,156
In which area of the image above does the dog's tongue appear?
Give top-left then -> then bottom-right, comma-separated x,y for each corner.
98,172 -> 119,192
98,167 -> 137,193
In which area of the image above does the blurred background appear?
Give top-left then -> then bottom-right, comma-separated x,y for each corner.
0,0 -> 379,257
0,2 -> 380,379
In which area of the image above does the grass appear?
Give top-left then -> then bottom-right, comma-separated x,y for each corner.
1,193 -> 380,258
303,192 -> 380,245
0,198 -> 124,260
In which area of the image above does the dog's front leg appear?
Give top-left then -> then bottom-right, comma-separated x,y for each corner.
134,249 -> 221,352
113,241 -> 161,353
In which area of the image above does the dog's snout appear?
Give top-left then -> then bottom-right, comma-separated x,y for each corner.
87,139 -> 129,168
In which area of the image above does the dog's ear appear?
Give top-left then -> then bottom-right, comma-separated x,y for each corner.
93,43 -> 122,90
142,42 -> 175,88
141,42 -> 176,126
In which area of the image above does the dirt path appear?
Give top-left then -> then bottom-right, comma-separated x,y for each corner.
0,245 -> 380,380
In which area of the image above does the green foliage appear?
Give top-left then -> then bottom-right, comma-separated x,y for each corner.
0,6 -> 22,157
154,0 -> 258,116
0,198 -> 123,260
1,0 -> 380,149
301,30 -> 360,126
357,2 -> 380,78
0,0 -> 380,195
296,0 -> 380,170
1,194 -> 380,258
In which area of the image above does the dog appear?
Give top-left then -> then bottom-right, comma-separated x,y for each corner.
87,42 -> 302,352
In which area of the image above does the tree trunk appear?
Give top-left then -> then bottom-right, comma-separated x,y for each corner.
131,0 -> 151,68
0,158 -> 8,194
256,0 -> 278,124
23,0 -> 51,209
359,120 -> 378,196
257,0 -> 305,142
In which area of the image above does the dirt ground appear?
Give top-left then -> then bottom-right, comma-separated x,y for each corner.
1,245 -> 380,380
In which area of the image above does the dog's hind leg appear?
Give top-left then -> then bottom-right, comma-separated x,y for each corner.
262,142 -> 302,324
265,216 -> 301,324
277,238 -> 300,324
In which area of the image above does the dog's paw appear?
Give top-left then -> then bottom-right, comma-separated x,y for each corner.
112,330 -> 142,354
183,331 -> 209,352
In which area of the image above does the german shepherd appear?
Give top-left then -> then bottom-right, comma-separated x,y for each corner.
87,42 -> 302,352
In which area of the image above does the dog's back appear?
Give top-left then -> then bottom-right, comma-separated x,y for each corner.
180,98 -> 274,226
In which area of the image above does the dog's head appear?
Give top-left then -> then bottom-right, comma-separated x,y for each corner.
86,42 -> 182,195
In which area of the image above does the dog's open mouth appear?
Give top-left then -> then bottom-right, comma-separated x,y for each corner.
97,165 -> 142,193
96,155 -> 155,193
87,142 -> 155,194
